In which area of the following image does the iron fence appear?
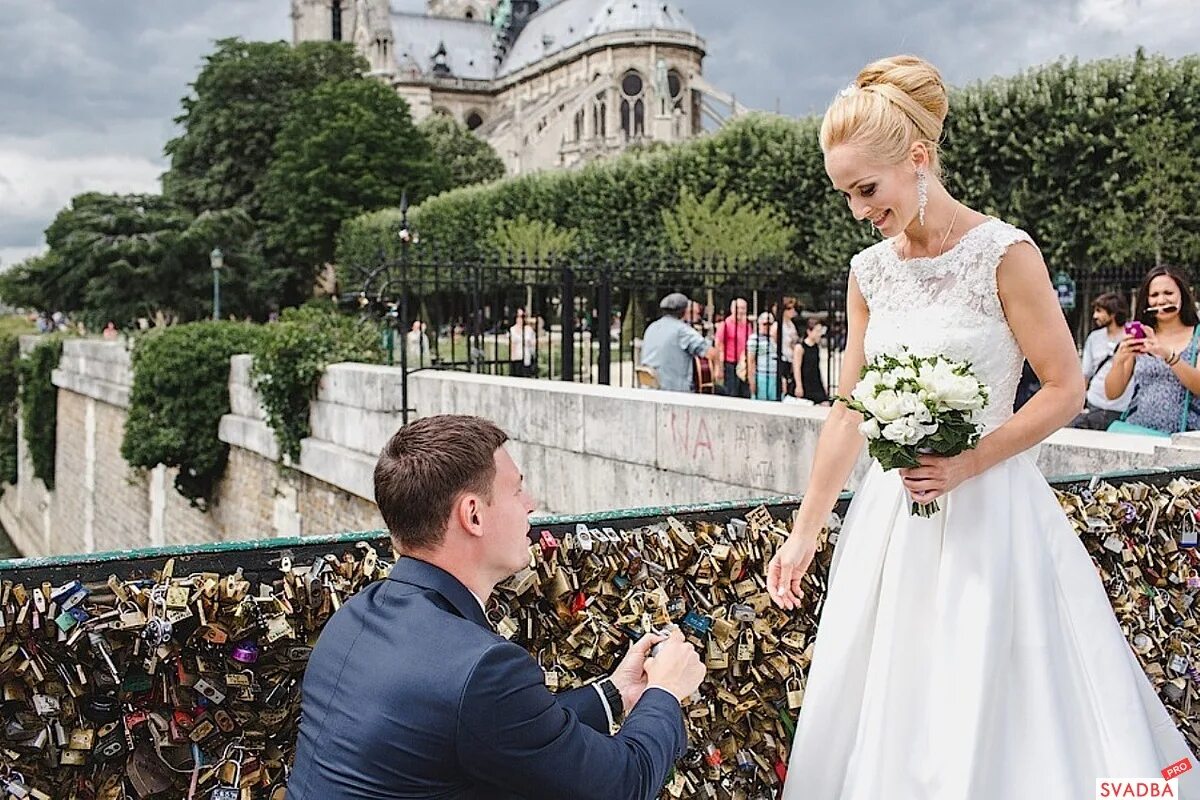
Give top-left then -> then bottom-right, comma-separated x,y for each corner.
343,250 -> 1146,423
344,253 -> 847,422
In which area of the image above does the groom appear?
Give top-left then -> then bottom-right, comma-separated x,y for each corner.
288,414 -> 705,799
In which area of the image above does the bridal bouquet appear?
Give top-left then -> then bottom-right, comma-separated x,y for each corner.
840,350 -> 990,517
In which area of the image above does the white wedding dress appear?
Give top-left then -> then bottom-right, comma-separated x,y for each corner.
784,218 -> 1197,799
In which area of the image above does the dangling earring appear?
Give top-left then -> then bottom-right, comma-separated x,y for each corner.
916,168 -> 928,226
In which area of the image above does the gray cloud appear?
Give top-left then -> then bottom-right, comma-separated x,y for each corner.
1,0 -> 1196,256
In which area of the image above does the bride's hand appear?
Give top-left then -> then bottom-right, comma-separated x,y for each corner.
767,529 -> 819,611
899,451 -> 978,507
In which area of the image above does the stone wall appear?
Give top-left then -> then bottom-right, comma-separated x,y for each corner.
3,338 -> 1199,558
406,370 -> 1200,513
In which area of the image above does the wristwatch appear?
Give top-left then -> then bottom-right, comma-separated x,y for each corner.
599,677 -> 625,723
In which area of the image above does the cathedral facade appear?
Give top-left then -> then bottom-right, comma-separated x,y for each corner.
291,0 -> 744,175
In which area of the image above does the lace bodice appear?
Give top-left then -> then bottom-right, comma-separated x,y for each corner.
852,218 -> 1034,432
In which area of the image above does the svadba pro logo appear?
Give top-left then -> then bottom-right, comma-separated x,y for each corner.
1095,757 -> 1192,799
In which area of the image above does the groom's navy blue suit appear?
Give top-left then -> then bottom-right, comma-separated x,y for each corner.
288,556 -> 688,799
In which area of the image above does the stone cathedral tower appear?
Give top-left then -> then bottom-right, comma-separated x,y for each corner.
291,0 -> 748,175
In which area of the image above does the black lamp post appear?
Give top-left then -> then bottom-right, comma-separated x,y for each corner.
210,247 -> 224,321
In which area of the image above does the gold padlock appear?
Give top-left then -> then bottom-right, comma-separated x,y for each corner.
736,630 -> 754,661
786,676 -> 805,709
705,637 -> 729,670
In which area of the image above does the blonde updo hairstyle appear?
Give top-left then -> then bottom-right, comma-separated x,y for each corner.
820,55 -> 949,177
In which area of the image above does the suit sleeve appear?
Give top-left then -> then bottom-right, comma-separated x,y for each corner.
555,684 -> 608,733
455,641 -> 687,800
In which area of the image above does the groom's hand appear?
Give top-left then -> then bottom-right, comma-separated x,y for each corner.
899,451 -> 978,506
608,631 -> 667,713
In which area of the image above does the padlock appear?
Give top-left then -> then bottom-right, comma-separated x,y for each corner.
731,603 -> 756,622
92,721 -> 130,764
786,676 -> 805,709
705,637 -> 729,670
736,630 -> 755,662
209,755 -> 242,800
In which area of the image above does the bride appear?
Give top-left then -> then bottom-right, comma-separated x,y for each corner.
767,54 -> 1197,798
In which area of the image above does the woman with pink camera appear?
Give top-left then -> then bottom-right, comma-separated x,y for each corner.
1105,265 -> 1200,436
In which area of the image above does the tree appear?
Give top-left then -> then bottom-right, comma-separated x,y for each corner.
163,38 -> 367,219
661,186 -> 796,264
261,79 -> 438,299
0,193 -> 262,325
489,214 -> 579,263
418,115 -> 506,190
488,214 -> 579,311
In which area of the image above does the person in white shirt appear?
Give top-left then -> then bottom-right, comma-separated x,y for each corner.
508,309 -> 537,377
406,320 -> 431,366
1069,292 -> 1134,429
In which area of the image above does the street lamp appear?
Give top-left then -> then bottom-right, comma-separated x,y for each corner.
210,247 -> 224,321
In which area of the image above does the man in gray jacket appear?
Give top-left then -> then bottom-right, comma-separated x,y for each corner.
640,292 -> 713,392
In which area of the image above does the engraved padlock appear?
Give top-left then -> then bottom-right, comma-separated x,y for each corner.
736,630 -> 755,661
209,756 -> 242,800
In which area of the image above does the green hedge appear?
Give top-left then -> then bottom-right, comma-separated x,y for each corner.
122,322 -> 265,507
18,337 -> 64,489
251,304 -> 383,464
338,51 -> 1200,281
0,319 -> 32,488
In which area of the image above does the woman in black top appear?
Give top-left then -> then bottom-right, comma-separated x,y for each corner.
792,317 -> 830,404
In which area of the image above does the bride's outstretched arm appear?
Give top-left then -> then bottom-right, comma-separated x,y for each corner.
981,242 -> 1087,470
768,275 -> 868,609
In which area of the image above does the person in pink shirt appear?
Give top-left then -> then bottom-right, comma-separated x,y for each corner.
714,298 -> 752,397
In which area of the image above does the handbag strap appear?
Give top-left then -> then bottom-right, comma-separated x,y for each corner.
1177,326 -> 1200,433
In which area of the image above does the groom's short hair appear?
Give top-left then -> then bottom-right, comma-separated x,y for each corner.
374,415 -> 509,552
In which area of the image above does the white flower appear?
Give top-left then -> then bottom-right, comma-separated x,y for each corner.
897,391 -> 931,421
852,370 -> 884,403
917,363 -> 986,412
881,416 -> 938,446
859,418 -> 882,440
861,389 -> 901,422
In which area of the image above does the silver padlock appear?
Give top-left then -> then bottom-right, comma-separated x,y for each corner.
648,625 -> 677,658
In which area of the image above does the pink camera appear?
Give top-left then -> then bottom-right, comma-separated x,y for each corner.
1124,321 -> 1146,340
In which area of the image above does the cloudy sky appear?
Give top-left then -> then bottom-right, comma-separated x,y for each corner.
1,0 -> 1195,266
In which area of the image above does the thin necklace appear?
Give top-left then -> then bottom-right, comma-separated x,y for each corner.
936,205 -> 962,256
903,204 -> 961,260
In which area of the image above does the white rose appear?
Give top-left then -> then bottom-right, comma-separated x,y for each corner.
940,375 -> 986,411
852,370 -> 884,403
858,418 -> 882,440
881,416 -> 938,446
880,370 -> 899,389
864,389 -> 904,422
918,363 -> 985,412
